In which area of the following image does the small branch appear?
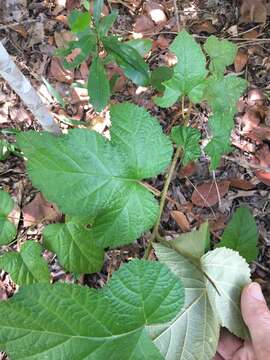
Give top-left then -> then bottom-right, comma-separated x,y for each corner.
144,146 -> 182,259
173,0 -> 181,32
0,42 -> 61,134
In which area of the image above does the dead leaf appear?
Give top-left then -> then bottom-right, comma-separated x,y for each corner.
54,31 -> 74,48
134,15 -> 155,34
209,213 -> 227,232
229,178 -> 255,190
191,20 -> 216,34
13,25 -> 28,38
144,1 -> 167,25
171,210 -> 190,232
234,49 -> 248,72
49,57 -> 74,84
240,0 -> 267,23
242,29 -> 259,39
28,22 -> 45,47
247,88 -> 265,106
153,35 -> 169,50
241,109 -> 261,132
255,144 -> 270,185
191,180 -> 230,207
179,161 -> 197,178
23,193 -> 61,227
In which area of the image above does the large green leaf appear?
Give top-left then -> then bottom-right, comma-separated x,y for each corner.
0,259 -> 185,359
218,207 -> 258,262
155,30 -> 207,107
170,125 -> 201,165
204,36 -> 237,76
88,56 -> 110,111
17,103 -> 172,251
68,10 -> 91,33
151,243 -> 219,360
0,241 -> 50,286
201,248 -> 250,338
43,220 -> 104,274
0,190 -> 16,245
103,36 -> 150,86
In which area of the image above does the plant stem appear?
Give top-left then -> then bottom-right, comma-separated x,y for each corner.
144,145 -> 182,259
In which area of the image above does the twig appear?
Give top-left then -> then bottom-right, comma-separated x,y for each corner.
223,155 -> 270,173
173,0 -> 181,32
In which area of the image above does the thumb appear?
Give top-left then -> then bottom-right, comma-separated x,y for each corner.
241,282 -> 270,360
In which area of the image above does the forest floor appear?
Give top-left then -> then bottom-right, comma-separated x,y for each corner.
0,0 -> 270,347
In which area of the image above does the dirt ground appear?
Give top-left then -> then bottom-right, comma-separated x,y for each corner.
0,0 -> 270,339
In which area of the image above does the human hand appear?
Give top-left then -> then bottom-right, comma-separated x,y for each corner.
214,282 -> 270,360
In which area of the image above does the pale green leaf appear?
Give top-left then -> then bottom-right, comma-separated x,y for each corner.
171,125 -> 201,165
0,259 -> 184,359
155,30 -> 207,107
150,66 -> 173,92
218,207 -> 258,262
88,56 -> 110,111
151,243 -> 219,360
0,241 -> 50,286
0,139 -> 10,161
68,10 -> 91,33
201,247 -> 251,338
204,75 -> 248,113
43,221 -> 104,274
170,222 -> 210,260
103,36 -> 150,86
205,112 -> 233,169
17,103 -> 172,251
204,36 -> 237,75
0,190 -> 16,245
127,39 -> 152,57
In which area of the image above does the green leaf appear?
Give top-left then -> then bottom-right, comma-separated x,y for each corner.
127,39 -> 153,57
68,10 -> 91,33
151,243 -> 219,360
205,112 -> 233,169
61,32 -> 97,69
170,222 -> 210,260
98,10 -> 118,36
83,0 -> 90,11
171,125 -> 201,165
204,75 -> 248,113
94,0 -> 104,24
43,220 -> 104,274
17,103 -> 173,250
150,66 -> 173,92
88,56 -> 110,111
0,241 -> 50,286
103,36 -> 150,86
204,35 -> 237,76
218,207 -> 259,262
155,30 -> 207,107
0,190 -> 16,245
0,259 -> 185,359
201,247 -> 251,338
42,77 -> 66,108
0,139 -> 10,161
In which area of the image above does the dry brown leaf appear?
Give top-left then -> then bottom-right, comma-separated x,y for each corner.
241,109 -> 261,132
191,20 -> 216,34
242,29 -> 260,39
170,211 -> 190,232
153,35 -> 169,50
229,178 -> 255,190
144,1 -> 167,25
209,213 -> 227,232
240,0 -> 267,23
49,57 -> 74,84
234,49 -> 248,72
54,31 -> 74,48
13,25 -> 28,38
134,15 -> 155,34
23,193 -> 61,227
28,22 -> 45,47
247,88 -> 265,106
191,180 -> 230,208
179,161 -> 197,178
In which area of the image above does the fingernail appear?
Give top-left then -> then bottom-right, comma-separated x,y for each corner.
248,282 -> 265,301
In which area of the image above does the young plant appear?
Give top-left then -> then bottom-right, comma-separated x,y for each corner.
154,31 -> 247,169
57,0 -> 151,111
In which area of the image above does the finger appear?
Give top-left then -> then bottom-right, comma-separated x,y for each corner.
232,340 -> 256,360
241,282 -> 270,360
216,328 -> 242,358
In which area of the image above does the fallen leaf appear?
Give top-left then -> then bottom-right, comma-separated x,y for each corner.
209,213 -> 227,232
13,25 -> 28,38
242,29 -> 259,39
144,1 -> 167,25
134,15 -> 155,34
229,178 -> 255,190
170,211 -> 190,232
234,49 -> 248,72
247,88 -> 265,106
179,161 -> 197,178
191,181 -> 230,207
192,20 -> 216,34
54,31 -> 74,48
23,193 -> 61,227
255,144 -> 270,185
241,109 -> 261,132
153,35 -> 169,50
28,22 -> 45,47
49,57 -> 74,84
240,0 -> 267,23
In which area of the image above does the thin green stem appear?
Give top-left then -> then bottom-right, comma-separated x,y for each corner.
144,145 -> 182,259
